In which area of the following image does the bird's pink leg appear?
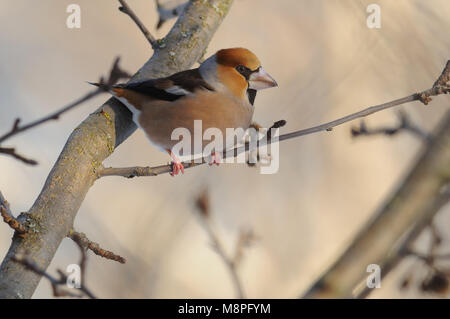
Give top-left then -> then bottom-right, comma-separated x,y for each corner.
167,149 -> 184,176
208,151 -> 221,166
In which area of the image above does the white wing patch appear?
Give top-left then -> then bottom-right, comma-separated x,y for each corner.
165,85 -> 191,96
112,94 -> 168,152
112,95 -> 142,128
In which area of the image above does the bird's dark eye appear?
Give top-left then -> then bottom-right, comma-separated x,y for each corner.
236,65 -> 246,73
235,65 -> 251,80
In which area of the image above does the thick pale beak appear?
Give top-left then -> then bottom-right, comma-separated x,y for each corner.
248,67 -> 278,90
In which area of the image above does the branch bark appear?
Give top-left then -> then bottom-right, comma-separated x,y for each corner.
0,0 -> 234,299
303,108 -> 450,299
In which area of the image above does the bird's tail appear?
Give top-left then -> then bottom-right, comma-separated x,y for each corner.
86,81 -> 119,95
88,81 -> 139,116
86,81 -> 102,88
86,81 -> 121,99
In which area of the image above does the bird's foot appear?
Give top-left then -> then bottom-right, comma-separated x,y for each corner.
208,152 -> 221,166
167,149 -> 185,176
170,161 -> 185,176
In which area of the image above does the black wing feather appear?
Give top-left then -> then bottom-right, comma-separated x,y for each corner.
115,69 -> 214,102
115,80 -> 182,101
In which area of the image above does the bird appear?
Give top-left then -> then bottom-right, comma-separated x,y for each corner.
91,48 -> 278,176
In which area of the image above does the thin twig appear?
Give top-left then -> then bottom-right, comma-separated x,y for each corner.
401,237 -> 450,296
405,250 -> 450,263
68,230 -> 126,264
195,191 -> 247,299
118,0 -> 157,48
0,90 -> 100,145
0,57 -> 130,164
351,110 -> 432,141
233,229 -> 256,266
0,147 -> 37,165
69,233 -> 88,287
12,241 -> 96,299
0,192 -> 27,235
12,254 -> 84,298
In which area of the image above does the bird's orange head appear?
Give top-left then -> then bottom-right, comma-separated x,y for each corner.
200,48 -> 277,101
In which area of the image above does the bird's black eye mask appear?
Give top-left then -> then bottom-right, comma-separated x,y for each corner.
235,65 -> 260,81
235,65 -> 260,106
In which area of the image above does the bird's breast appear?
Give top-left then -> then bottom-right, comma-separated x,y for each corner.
137,90 -> 254,156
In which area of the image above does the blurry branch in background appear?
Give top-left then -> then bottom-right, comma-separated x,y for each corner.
332,63 -> 449,298
303,76 -> 450,301
276,60 -> 449,139
1,192 -> 120,297
400,222 -> 450,296
347,100 -> 449,298
156,0 -> 188,29
351,110 -> 432,141
0,57 -> 131,165
0,147 -> 37,166
305,112 -> 450,298
118,0 -> 158,48
0,0 -> 234,299
195,190 -> 255,299
12,233 -> 96,299
68,230 -> 126,264
98,61 -> 449,179
352,175 -> 450,299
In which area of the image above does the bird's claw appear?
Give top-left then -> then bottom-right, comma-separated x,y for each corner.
170,161 -> 185,176
208,152 -> 221,166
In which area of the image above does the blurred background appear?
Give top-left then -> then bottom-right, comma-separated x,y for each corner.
0,0 -> 449,298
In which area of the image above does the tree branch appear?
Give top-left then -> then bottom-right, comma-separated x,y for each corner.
303,109 -> 450,298
0,147 -> 38,166
195,191 -> 251,299
12,234 -> 96,299
0,0 -> 234,299
351,110 -> 432,141
0,192 -> 26,235
0,91 -> 99,145
118,0 -> 158,48
68,230 -> 126,264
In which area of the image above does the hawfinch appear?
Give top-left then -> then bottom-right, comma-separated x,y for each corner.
93,48 -> 277,176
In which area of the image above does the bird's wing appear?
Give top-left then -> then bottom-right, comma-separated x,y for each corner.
114,68 -> 214,102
